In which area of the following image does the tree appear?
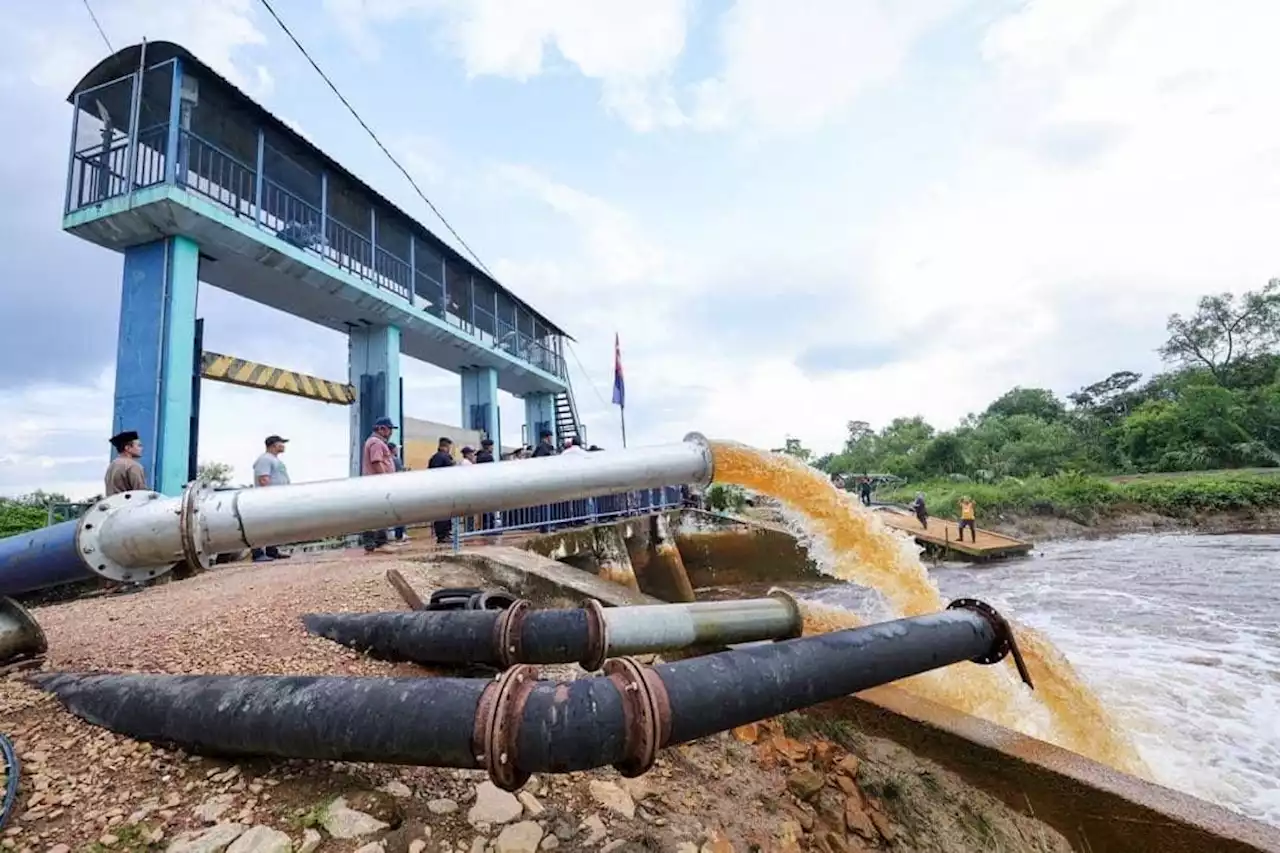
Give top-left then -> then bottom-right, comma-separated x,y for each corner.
985,387 -> 1066,422
197,461 -> 234,488
777,437 -> 812,462
1158,280 -> 1280,383
1068,371 -> 1143,416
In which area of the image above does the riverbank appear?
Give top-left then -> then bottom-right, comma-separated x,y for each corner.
877,471 -> 1280,542
0,549 -> 1075,853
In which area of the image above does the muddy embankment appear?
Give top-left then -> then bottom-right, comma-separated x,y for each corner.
986,507 -> 1280,543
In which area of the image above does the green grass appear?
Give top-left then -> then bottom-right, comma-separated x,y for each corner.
879,470 -> 1280,523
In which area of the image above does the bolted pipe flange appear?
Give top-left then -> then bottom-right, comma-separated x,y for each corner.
178,482 -> 215,576
474,663 -> 539,791
946,598 -> 1034,688
76,491 -> 169,584
603,656 -> 670,778
765,587 -> 805,640
579,599 -> 610,671
493,600 -> 532,669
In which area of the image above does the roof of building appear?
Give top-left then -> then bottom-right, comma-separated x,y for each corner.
68,41 -> 572,339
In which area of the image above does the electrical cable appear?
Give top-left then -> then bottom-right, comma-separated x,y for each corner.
81,0 -> 114,52
256,0 -> 493,278
565,340 -> 611,409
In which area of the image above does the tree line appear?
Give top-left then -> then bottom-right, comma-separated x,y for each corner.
785,280 -> 1280,481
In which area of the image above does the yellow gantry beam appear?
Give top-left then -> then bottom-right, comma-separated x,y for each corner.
200,351 -> 356,406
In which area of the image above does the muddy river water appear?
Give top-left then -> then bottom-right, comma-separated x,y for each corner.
799,532 -> 1280,827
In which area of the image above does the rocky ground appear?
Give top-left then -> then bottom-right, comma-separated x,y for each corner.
0,546 -> 1074,853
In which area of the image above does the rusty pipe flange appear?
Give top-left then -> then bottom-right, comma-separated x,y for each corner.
765,587 -> 805,640
493,599 -> 532,668
603,656 -> 670,778
579,599 -> 610,671
947,598 -> 1034,688
473,663 -> 539,792
178,482 -> 215,576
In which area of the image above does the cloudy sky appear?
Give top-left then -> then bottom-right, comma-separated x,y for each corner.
1,0 -> 1277,499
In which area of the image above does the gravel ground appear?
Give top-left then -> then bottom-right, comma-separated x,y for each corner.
0,548 -> 1071,853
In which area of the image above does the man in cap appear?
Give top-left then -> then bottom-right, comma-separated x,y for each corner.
532,428 -> 556,457
250,435 -> 291,562
475,438 -> 495,464
428,436 -> 455,544
360,416 -> 398,553
104,430 -> 147,496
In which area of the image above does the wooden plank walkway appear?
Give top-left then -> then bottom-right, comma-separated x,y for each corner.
875,508 -> 1033,560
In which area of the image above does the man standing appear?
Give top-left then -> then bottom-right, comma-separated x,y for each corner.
428,437 -> 455,544
532,429 -> 556,457
475,439 -> 495,464
957,496 -> 977,543
250,435 -> 292,562
105,431 -> 147,496
360,416 -> 398,553
858,476 -> 873,507
386,441 -> 408,543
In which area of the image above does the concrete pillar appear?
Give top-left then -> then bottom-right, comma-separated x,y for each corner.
112,235 -> 200,496
349,324 -> 402,476
524,392 -> 556,447
460,366 -> 500,443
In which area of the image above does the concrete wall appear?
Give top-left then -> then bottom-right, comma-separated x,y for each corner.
675,511 -> 822,587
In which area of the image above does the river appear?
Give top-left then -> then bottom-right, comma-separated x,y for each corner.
804,532 -> 1280,827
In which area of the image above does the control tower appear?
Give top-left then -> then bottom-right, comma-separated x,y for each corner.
63,42 -> 585,493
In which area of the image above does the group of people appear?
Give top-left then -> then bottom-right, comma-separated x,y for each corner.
908,492 -> 978,543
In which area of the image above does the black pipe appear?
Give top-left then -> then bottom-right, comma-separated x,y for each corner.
33,601 -> 1022,790
301,606 -> 594,668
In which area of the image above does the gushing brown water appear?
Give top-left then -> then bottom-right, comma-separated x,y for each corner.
713,441 -> 1148,777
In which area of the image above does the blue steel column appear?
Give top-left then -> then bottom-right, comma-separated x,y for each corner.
348,325 -> 402,476
113,236 -> 200,495
524,393 -> 556,447
460,367 -> 500,443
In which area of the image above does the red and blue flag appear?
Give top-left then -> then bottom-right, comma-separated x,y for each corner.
612,333 -> 625,408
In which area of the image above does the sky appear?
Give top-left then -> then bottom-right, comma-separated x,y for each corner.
2,0 -> 1279,499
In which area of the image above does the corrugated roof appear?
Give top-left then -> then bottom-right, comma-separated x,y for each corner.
68,40 -> 574,340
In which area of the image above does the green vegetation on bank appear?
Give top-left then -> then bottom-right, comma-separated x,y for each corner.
775,281 -> 1280,521
876,471 -> 1280,524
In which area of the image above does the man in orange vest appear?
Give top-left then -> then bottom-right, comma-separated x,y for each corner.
958,496 -> 977,543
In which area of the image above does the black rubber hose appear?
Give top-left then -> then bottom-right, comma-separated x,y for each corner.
0,733 -> 18,831
656,608 -> 997,746
32,672 -> 489,766
302,609 -> 594,667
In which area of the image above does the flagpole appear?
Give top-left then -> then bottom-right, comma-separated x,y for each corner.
620,403 -> 628,448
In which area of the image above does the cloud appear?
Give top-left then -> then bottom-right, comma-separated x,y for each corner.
691,0 -> 966,133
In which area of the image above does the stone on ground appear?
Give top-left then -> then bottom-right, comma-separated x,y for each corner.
166,822 -> 247,853
321,796 -> 391,839
468,781 -> 524,826
496,821 -> 545,853
588,780 -> 636,819
226,825 -> 292,853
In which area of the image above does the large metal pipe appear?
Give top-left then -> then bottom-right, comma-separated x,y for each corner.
33,600 -> 1028,790
0,434 -> 714,596
302,592 -> 804,670
0,597 -> 47,667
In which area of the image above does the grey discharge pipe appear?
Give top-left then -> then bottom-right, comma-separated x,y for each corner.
33,599 -> 1031,791
0,434 -> 714,596
302,592 -> 805,670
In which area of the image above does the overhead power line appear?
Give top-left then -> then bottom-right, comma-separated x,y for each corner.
81,0 -> 114,52
256,0 -> 493,277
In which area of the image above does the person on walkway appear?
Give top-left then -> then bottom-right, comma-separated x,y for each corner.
958,496 -> 977,543
532,429 -> 556,457
858,476 -> 873,507
105,431 -> 147,496
428,436 -> 455,544
475,439 -> 495,464
250,435 -> 292,562
459,446 -> 476,465
911,492 -> 929,530
386,441 -> 408,544
360,417 -> 397,553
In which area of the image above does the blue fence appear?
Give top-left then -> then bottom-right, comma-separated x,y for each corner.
452,485 -> 685,547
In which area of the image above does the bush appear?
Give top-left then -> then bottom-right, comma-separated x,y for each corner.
879,471 -> 1280,521
0,500 -> 50,538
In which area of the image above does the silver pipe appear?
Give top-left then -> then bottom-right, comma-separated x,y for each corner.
86,434 -> 713,575
602,594 -> 802,657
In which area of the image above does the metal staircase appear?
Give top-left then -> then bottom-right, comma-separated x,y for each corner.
555,381 -> 586,446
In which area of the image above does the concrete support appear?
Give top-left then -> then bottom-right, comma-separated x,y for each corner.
349,324 -> 402,476
460,366 -> 500,444
524,393 -> 556,447
112,235 -> 200,496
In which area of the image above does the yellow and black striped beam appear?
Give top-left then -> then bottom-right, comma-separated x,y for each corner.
200,351 -> 356,406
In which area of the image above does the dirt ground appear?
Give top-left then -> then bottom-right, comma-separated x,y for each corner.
1,547 -> 1073,853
